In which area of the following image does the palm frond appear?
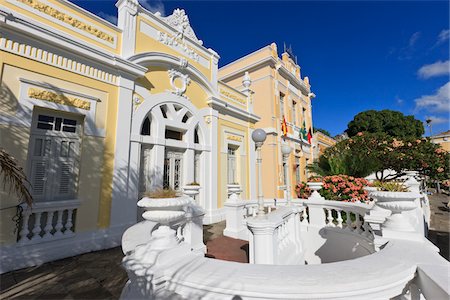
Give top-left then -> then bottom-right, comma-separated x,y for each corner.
0,148 -> 32,207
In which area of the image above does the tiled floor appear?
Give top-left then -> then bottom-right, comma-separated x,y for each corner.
1,193 -> 448,299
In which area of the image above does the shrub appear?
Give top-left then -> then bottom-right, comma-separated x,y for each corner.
296,175 -> 370,203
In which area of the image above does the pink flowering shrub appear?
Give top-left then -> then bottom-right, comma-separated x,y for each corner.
296,175 -> 370,203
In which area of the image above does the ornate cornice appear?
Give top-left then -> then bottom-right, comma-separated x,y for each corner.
16,0 -> 115,44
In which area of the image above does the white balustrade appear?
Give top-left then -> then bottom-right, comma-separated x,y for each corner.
18,200 -> 80,245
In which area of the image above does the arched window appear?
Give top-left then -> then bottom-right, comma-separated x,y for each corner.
141,117 -> 151,135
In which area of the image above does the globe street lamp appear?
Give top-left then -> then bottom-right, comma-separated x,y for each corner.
252,129 -> 267,217
281,143 -> 292,206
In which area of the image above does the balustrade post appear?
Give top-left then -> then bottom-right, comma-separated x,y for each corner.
223,199 -> 247,240
18,210 -> 31,244
31,212 -> 43,241
183,204 -> 206,254
247,220 -> 277,264
65,209 -> 74,235
43,211 -> 55,239
54,210 -> 65,237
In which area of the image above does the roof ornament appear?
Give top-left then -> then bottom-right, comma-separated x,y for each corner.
242,71 -> 252,89
158,9 -> 203,45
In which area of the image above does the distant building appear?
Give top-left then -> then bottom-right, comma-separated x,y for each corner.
219,43 -> 316,198
334,132 -> 349,142
313,131 -> 337,158
430,130 -> 450,152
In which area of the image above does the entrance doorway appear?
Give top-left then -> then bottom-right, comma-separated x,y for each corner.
163,150 -> 183,191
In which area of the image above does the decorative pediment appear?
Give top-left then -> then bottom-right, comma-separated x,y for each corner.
157,9 -> 203,45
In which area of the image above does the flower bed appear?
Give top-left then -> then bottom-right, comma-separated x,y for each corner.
296,175 -> 370,203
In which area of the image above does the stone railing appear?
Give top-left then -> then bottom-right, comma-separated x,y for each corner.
121,196 -> 449,300
247,206 -> 304,265
18,200 -> 80,245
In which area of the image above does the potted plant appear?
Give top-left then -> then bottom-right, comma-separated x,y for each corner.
370,181 -> 420,232
137,188 -> 190,250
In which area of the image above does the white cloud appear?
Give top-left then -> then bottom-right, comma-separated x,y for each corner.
415,82 -> 450,113
395,97 -> 404,105
98,11 -> 117,25
437,29 -> 450,44
397,31 -> 421,60
418,60 -> 450,79
140,0 -> 165,16
424,115 -> 449,125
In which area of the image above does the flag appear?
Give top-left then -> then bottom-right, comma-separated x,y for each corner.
281,116 -> 288,136
300,121 -> 307,140
307,128 -> 313,144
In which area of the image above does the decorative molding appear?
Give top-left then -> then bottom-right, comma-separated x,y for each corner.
156,9 -> 203,45
157,30 -> 200,62
12,0 -> 116,46
219,88 -> 246,105
168,69 -> 190,97
0,36 -> 117,85
227,135 -> 242,142
28,87 -> 91,110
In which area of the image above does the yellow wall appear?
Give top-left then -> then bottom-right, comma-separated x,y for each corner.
0,0 -> 121,54
0,50 -> 119,245
135,16 -> 211,80
219,44 -> 315,199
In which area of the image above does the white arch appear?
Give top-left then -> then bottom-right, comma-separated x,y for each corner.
132,90 -> 210,146
128,52 -> 218,98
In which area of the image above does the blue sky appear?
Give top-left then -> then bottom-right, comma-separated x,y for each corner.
73,0 -> 449,137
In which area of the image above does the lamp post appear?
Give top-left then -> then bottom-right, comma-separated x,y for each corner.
252,129 -> 267,217
281,144 -> 292,206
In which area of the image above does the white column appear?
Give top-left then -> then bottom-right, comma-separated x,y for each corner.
204,110 -> 219,224
110,77 -> 135,226
248,128 -> 256,200
184,148 -> 195,184
151,144 -> 165,189
247,220 -> 276,264
116,0 -> 138,58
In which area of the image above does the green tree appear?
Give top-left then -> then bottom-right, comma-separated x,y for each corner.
308,133 -> 450,181
346,110 -> 424,139
314,128 -> 332,137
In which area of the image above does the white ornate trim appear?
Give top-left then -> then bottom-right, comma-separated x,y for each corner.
0,34 -> 117,85
139,20 -> 210,68
156,8 -> 203,45
168,69 -> 190,97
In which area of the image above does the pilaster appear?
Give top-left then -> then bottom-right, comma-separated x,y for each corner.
116,0 -> 138,57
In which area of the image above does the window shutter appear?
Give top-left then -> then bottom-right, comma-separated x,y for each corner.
30,160 -> 48,198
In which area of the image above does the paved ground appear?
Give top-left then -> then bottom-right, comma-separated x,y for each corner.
1,193 -> 448,299
426,191 -> 450,261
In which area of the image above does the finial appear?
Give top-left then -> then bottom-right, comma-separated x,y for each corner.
242,71 -> 251,89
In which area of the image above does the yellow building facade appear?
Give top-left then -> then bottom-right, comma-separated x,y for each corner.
430,130 -> 450,152
219,43 -> 316,198
313,131 -> 337,158
0,0 -> 261,272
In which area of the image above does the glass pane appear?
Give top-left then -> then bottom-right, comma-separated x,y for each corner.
174,158 -> 181,190
37,122 -> 53,130
38,115 -> 54,122
62,126 -> 76,133
63,119 -> 77,126
34,139 -> 43,156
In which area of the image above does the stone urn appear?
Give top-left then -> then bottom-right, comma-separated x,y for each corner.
370,191 -> 420,232
227,184 -> 242,202
307,182 -> 324,200
183,184 -> 201,200
137,196 -> 191,250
